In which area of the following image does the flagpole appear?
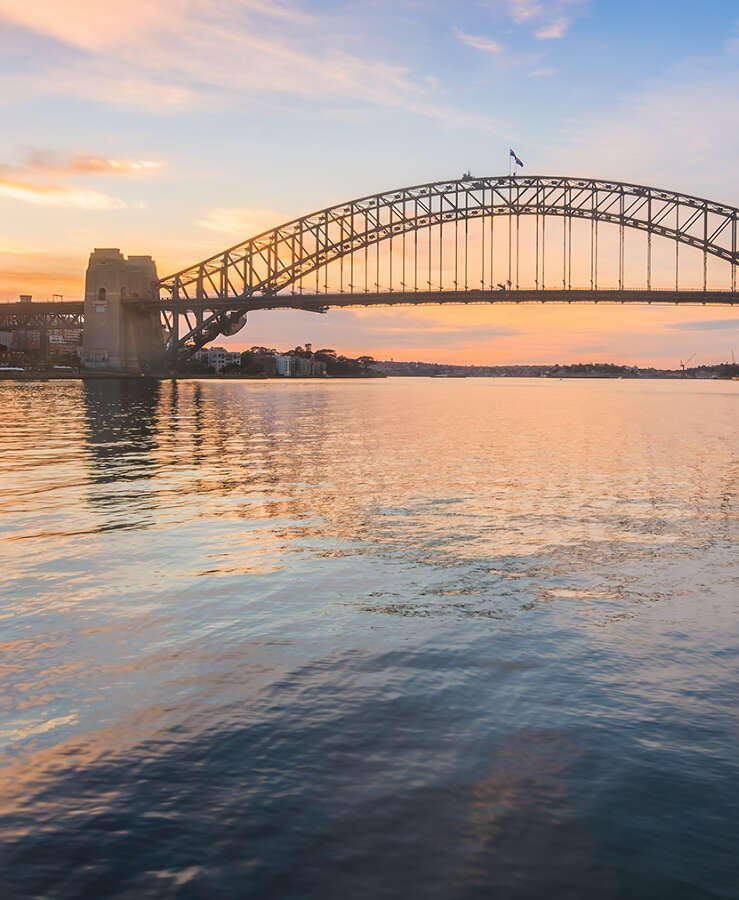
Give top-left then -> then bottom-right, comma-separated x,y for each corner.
508,150 -> 512,288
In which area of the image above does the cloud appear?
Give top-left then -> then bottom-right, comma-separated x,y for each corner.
529,67 -> 558,77
339,310 -> 523,347
196,207 -> 289,236
357,326 -> 521,348
0,149 -> 161,211
0,175 -> 126,209
0,0 -> 305,51
504,0 -> 585,39
5,69 -> 198,112
0,1 -> 501,132
534,19 -> 569,39
22,151 -> 163,176
456,29 -> 503,54
506,0 -> 544,24
667,319 -> 739,332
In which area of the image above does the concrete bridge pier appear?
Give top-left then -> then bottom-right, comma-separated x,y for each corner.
81,249 -> 165,373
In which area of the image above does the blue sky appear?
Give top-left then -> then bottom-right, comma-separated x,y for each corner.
1,0 -> 738,363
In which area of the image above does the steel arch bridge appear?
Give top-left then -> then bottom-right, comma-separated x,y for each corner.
153,174 -> 739,356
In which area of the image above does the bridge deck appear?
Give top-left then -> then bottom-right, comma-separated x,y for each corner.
145,289 -> 739,312
2,290 -> 736,323
0,301 -> 84,314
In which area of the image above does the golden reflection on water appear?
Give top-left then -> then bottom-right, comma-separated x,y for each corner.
1,377 -> 736,620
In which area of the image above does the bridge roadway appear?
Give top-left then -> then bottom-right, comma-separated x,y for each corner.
2,289 -> 738,325
0,300 -> 84,316
142,288 -> 739,313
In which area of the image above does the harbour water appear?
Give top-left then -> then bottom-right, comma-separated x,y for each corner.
0,377 -> 737,898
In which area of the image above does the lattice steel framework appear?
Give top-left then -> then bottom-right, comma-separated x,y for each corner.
157,175 -> 739,354
0,301 -> 84,331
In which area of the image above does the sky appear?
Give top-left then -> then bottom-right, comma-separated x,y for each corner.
1,0 -> 739,365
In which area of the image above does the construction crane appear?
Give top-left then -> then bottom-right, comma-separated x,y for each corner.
679,354 -> 695,373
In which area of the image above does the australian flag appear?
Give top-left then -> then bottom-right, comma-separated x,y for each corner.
510,149 -> 524,167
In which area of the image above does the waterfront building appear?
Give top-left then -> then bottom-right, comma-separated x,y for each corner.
274,354 -> 293,376
193,346 -> 242,372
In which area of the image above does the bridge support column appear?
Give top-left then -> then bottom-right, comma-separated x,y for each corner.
81,249 -> 165,373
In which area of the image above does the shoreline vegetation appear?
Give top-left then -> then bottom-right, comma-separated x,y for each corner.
2,344 -> 738,381
2,365 -> 739,382
373,360 -> 739,380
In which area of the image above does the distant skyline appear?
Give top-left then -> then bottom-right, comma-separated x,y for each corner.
1,0 -> 739,365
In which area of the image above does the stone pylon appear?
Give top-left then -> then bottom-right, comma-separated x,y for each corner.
81,249 -> 165,373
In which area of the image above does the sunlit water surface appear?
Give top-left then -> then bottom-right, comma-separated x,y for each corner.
0,378 -> 737,899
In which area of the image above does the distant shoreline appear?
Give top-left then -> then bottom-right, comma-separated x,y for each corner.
0,372 -> 386,382
2,372 -> 736,383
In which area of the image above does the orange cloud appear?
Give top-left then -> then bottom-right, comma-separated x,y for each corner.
23,151 -> 163,176
0,174 -> 126,209
0,150 -> 161,210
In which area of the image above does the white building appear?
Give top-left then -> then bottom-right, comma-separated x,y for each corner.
194,346 -> 242,372
274,354 -> 293,376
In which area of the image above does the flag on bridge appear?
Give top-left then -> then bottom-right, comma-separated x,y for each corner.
509,149 -> 524,167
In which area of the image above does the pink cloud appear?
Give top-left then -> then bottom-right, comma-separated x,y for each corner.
456,30 -> 504,54
504,0 -> 586,39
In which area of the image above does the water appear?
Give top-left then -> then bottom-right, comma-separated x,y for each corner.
0,377 -> 737,899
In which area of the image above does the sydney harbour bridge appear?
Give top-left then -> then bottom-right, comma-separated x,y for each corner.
3,174 -> 738,370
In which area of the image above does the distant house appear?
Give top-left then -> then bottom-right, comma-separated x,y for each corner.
193,346 -> 242,372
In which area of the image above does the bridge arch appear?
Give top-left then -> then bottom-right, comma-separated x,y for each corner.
158,175 -> 739,352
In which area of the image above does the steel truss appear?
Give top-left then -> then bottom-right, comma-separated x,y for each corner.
157,175 -> 739,356
0,301 -> 85,331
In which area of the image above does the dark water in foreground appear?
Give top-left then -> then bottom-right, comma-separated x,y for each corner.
0,378 -> 737,899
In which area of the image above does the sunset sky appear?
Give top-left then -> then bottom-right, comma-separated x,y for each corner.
1,0 -> 738,365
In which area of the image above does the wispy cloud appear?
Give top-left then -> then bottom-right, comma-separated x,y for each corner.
506,0 -> 544,24
196,207 -> 289,236
0,1 -> 501,132
0,175 -> 126,209
338,310 -> 523,348
534,18 -> 569,39
3,68 -> 199,112
667,319 -> 739,331
529,66 -> 558,77
0,0 -> 307,51
504,0 -> 586,39
23,151 -> 163,176
455,29 -> 503,54
0,149 -> 161,210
